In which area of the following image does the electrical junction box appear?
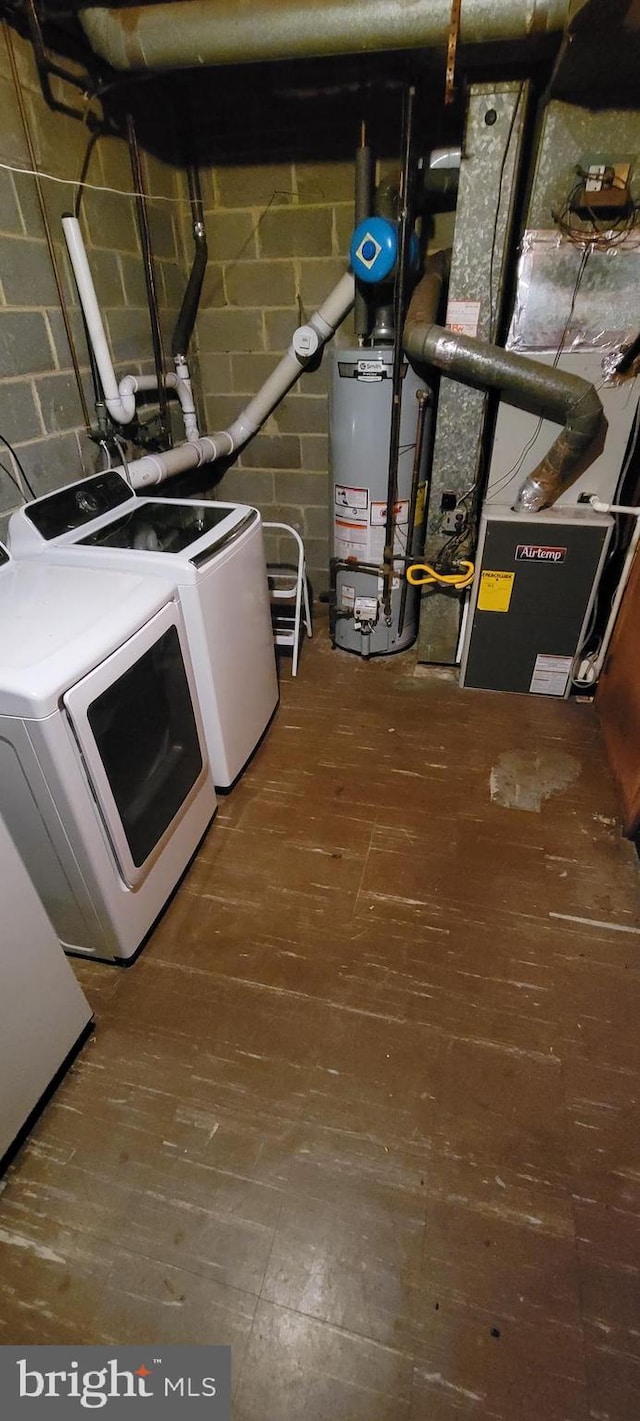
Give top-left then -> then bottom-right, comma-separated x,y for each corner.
571,160 -> 632,218
460,506 -> 612,697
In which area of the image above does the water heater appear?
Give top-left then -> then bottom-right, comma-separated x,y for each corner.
329,346 -> 432,656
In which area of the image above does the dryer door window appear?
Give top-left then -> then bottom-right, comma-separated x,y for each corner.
87,625 -> 202,869
63,605 -> 205,887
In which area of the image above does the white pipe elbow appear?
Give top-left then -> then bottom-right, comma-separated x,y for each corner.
105,393 -> 136,422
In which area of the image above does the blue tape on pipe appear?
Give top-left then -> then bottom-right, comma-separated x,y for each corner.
350,217 -> 398,283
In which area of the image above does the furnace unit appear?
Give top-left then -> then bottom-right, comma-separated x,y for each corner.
460,506 -> 612,697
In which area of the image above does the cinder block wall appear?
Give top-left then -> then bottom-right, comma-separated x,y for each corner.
193,161 -> 357,592
0,29 -> 186,542
0,27 -> 367,596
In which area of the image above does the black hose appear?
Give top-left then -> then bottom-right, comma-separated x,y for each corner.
353,124 -> 373,342
127,114 -> 171,446
171,165 -> 208,358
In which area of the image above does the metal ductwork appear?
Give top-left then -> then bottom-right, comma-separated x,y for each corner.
403,252 -> 605,511
77,0 -> 571,72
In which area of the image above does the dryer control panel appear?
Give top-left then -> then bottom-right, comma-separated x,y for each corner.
23,471 -> 133,541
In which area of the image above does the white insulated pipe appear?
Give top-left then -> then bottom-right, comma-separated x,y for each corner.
115,270 -> 356,489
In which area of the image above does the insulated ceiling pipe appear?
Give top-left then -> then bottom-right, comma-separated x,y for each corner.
108,270 -> 356,489
77,0 -> 571,72
403,252 -> 604,511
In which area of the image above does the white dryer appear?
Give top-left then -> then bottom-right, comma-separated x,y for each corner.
0,809 -> 92,1164
9,473 -> 279,787
0,543 -> 216,963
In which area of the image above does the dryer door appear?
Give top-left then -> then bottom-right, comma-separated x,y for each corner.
63,603 -> 205,887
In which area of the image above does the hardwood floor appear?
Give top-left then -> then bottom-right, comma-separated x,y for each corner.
1,618 -> 639,1419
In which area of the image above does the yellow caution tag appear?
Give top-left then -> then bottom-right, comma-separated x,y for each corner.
414,483 -> 426,526
477,570 -> 515,613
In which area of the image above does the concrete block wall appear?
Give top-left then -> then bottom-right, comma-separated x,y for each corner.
192,161 -> 357,592
0,29 -> 187,542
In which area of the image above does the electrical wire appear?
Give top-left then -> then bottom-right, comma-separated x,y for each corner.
488,83 -> 524,342
0,433 -> 35,498
99,440 -> 112,472
0,458 -> 27,501
112,433 -> 133,488
552,175 -> 640,252
0,156 -> 184,205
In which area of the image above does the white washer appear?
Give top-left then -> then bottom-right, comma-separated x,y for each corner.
9,472 -> 279,787
0,808 -> 92,1163
0,543 -> 216,963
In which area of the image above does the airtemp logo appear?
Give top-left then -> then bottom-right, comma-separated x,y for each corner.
4,1347 -> 231,1418
515,544 -> 567,563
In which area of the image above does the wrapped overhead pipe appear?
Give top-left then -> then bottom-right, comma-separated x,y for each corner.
78,0 -> 571,72
403,253 -> 604,510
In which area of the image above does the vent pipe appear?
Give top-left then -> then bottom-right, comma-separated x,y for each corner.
78,0 -> 571,72
403,253 -> 604,511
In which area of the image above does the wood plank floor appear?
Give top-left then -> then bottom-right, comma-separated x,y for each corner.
1,617 -> 640,1419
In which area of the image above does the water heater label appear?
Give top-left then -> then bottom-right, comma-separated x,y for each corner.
370,499 -> 409,527
477,570 -> 514,613
516,544 -> 567,563
335,484 -> 368,512
356,359 -> 388,380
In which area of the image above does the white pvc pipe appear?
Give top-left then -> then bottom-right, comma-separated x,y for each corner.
589,496 -> 640,516
172,358 -> 199,440
62,215 -> 136,423
581,494 -> 640,681
64,206 -> 352,465
119,270 -> 355,489
63,216 -> 201,440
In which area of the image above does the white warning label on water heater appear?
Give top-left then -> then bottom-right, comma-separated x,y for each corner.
334,518 -> 368,560
370,499 -> 409,527
335,484 -> 368,512
529,654 -> 572,697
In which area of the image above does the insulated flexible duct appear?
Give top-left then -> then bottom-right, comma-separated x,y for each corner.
403,252 -> 604,510
78,0 -> 570,72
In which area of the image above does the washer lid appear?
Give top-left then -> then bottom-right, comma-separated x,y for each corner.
0,561 -> 178,718
76,499 -> 248,556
